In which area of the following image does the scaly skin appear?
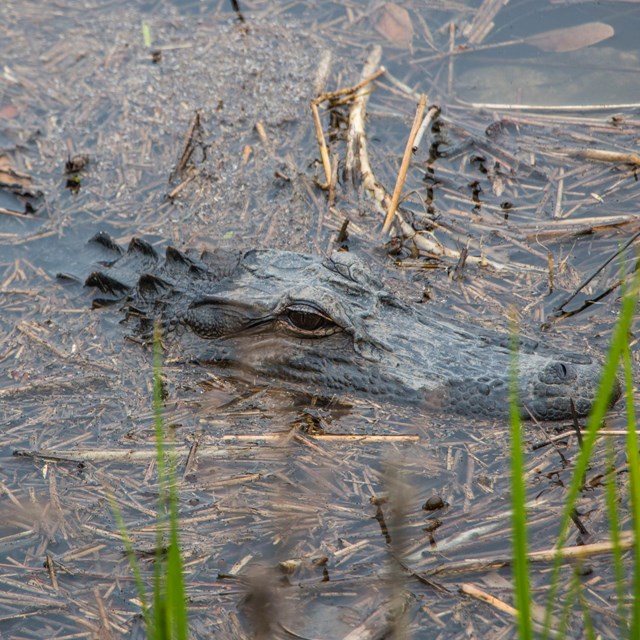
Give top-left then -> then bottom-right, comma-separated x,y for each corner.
84,233 -> 619,421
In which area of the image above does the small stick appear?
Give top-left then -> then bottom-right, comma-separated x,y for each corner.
447,21 -> 456,96
166,173 -> 195,200
592,430 -> 640,436
530,415 -> 568,464
312,64 -> 386,189
94,587 -> 116,640
336,218 -> 349,243
345,45 -> 384,184
0,207 -> 31,218
553,167 -> 564,218
229,0 -> 245,22
311,101 -> 332,188
568,148 -> 640,166
412,105 -> 440,152
460,583 -> 517,617
173,110 -> 201,178
328,153 -> 339,207
532,429 -> 640,450
45,554 -> 59,591
254,121 -> 269,149
182,435 -> 201,479
312,66 -> 386,106
382,68 -> 422,101
240,144 -> 252,166
13,434 -> 421,461
382,94 -> 427,235
457,98 -> 640,111
463,0 -> 507,44
459,584 -> 554,636
551,228 -> 640,314
569,400 -> 583,449
425,532 -> 634,578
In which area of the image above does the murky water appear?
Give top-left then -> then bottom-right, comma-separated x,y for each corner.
0,1 -> 639,638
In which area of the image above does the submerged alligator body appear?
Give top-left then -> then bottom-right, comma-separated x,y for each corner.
83,232 -> 617,421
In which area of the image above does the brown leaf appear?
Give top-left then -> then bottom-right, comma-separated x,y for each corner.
0,154 -> 32,190
525,22 -> 614,53
375,3 -> 414,49
0,104 -> 18,119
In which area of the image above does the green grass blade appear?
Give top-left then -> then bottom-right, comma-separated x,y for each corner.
542,266 -> 640,638
152,322 -> 188,639
153,324 -> 168,640
166,533 -> 188,639
165,411 -> 188,638
604,435 -> 627,630
623,334 -> 640,636
509,330 -> 532,640
142,21 -> 153,48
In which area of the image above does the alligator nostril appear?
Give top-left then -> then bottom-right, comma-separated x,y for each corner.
558,363 -> 567,378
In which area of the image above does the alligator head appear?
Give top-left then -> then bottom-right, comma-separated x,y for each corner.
84,233 -> 619,421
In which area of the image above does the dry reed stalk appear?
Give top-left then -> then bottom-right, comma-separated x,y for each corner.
254,121 -> 269,149
460,583 -> 553,636
462,0 -> 508,44
310,100 -> 332,187
459,98 -> 640,111
460,582 -> 517,616
172,110 -> 202,178
93,587 -> 116,640
167,172 -> 195,200
424,531 -> 634,577
14,433 -> 420,463
564,148 -> 640,166
382,94 -> 427,235
312,63 -> 386,188
314,66 -> 386,105
0,208 -> 32,218
412,105 -> 440,152
344,45 -> 384,185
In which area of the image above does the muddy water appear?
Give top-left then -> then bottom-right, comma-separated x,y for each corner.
0,1 -> 639,638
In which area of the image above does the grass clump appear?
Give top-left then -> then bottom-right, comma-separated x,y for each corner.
107,323 -> 188,640
510,265 -> 640,639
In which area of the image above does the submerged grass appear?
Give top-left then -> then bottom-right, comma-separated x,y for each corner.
510,264 -> 640,639
108,323 -> 188,640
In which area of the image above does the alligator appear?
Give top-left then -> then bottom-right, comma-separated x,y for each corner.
81,232 -> 618,421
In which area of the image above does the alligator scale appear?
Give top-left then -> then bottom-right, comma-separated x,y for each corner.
83,232 -> 617,421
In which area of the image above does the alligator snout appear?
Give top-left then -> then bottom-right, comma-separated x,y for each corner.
523,355 -> 619,421
435,353 -> 618,421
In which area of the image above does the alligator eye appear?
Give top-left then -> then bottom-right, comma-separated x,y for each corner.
282,305 -> 337,335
